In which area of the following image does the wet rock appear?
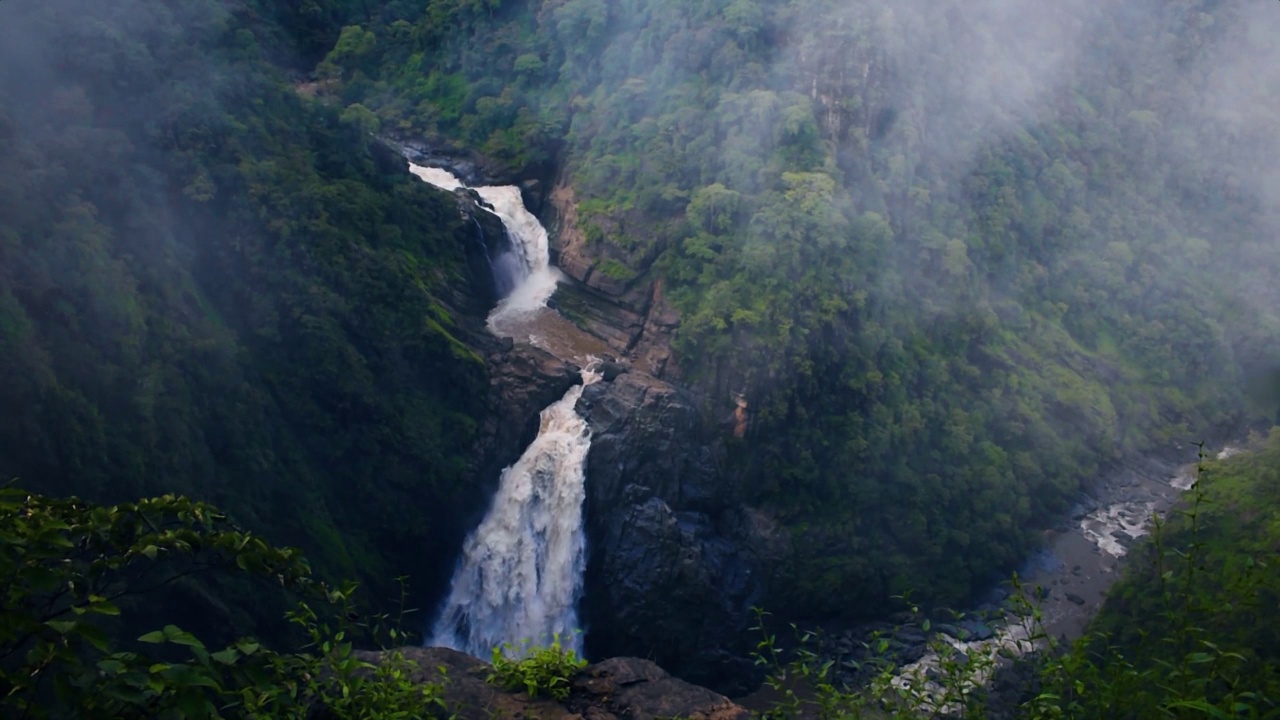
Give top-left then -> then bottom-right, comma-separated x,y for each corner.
545,181 -> 681,379
576,371 -> 782,695
475,343 -> 578,491
960,620 -> 995,641
897,628 -> 927,645
456,194 -> 518,308
600,361 -> 629,382
1066,593 -> 1087,606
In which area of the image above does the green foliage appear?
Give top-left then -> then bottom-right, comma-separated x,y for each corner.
0,487 -> 448,719
749,607 -> 999,719
340,103 -> 382,135
487,636 -> 588,700
1026,440 -> 1280,719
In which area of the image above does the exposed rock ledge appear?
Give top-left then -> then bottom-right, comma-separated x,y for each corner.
474,340 -> 579,488
545,181 -> 680,380
353,648 -> 751,720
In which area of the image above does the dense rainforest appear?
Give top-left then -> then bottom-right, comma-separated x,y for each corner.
3,0 -> 1280,714
317,0 -> 1280,617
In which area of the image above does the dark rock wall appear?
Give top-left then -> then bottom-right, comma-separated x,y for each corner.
576,371 -> 785,696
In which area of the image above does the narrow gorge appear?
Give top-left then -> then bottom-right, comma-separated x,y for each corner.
403,156 -> 774,691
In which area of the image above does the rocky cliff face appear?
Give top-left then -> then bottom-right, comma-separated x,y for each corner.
456,192 -> 518,308
473,341 -> 580,493
545,180 -> 680,380
575,370 -> 787,696
537,173 -> 779,693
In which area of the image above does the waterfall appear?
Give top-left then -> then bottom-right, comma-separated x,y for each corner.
408,160 -> 595,658
470,185 -> 561,336
430,368 -> 600,657
407,163 -> 560,328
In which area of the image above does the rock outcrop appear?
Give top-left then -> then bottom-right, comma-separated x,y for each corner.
575,371 -> 787,696
396,137 -> 551,212
475,342 -> 580,490
354,647 -> 752,720
456,192 -> 518,308
545,181 -> 680,379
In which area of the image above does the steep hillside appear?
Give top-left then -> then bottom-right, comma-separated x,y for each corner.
0,0 -> 491,642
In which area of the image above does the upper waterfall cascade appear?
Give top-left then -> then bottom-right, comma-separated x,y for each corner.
408,160 -> 597,658
407,163 -> 561,335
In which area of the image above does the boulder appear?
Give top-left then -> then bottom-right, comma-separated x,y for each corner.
599,360 -> 629,382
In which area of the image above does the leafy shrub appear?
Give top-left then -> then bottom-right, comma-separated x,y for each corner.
0,487 -> 447,719
487,636 -> 587,700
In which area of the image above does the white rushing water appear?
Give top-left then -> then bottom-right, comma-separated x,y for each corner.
430,368 -> 601,657
408,160 -> 596,658
892,621 -> 1037,715
407,162 -> 561,335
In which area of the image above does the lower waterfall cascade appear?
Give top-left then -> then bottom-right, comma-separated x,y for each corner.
428,368 -> 600,657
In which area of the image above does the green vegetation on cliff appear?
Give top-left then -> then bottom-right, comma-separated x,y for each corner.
299,0 -> 1280,619
5,0 -> 1280,690
0,0 -> 487,645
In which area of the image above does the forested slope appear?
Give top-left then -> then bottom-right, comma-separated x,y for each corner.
321,0 -> 1280,618
0,0 -> 488,642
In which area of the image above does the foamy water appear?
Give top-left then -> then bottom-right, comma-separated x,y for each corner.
430,367 -> 602,657
407,162 -> 561,331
